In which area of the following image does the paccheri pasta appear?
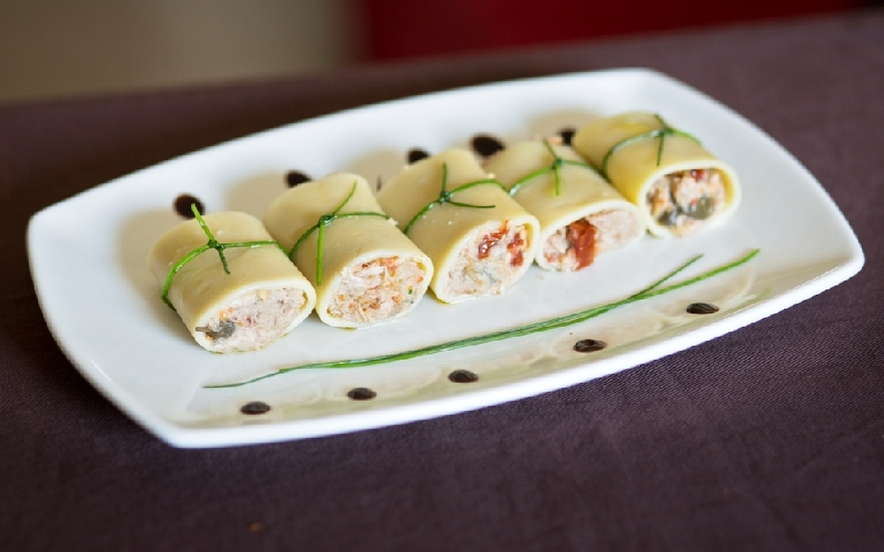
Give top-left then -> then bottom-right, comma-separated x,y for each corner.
376,148 -> 540,304
150,110 -> 743,353
148,210 -> 316,353
483,139 -> 644,271
571,111 -> 741,237
263,173 -> 434,328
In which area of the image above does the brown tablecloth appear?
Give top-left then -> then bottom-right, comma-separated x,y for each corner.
2,10 -> 883,552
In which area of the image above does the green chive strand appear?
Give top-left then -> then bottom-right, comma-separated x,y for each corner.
205,248 -> 759,388
287,181 -> 391,285
160,204 -> 285,310
402,162 -> 507,235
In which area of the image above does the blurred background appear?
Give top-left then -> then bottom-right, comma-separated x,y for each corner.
0,0 -> 872,106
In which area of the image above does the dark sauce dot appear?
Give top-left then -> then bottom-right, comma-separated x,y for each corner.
241,401 -> 271,415
448,369 -> 479,383
687,302 -> 719,315
174,194 -> 204,218
573,339 -> 607,353
285,170 -> 310,187
471,134 -> 505,157
559,128 -> 576,145
347,387 -> 376,401
407,148 -> 429,164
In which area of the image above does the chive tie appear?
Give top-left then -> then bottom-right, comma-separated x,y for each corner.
402,163 -> 508,235
599,114 -> 701,178
289,181 -> 390,285
508,139 -> 602,196
161,205 -> 285,310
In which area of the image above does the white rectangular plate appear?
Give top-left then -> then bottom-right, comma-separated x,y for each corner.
27,69 -> 864,448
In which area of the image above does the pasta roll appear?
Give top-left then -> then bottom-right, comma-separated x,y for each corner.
572,111 -> 741,237
148,211 -> 316,353
263,173 -> 433,328
376,148 -> 540,303
484,139 -> 644,271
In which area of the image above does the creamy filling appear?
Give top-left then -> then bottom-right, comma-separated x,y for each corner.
196,287 -> 306,353
443,221 -> 529,299
542,208 -> 643,270
327,255 -> 427,326
646,168 -> 726,236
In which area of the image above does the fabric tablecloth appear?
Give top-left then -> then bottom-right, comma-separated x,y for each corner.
2,10 -> 883,551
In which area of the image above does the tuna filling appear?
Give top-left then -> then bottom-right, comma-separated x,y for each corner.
646,168 -> 726,236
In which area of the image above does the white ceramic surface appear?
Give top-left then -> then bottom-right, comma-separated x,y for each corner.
27,69 -> 864,448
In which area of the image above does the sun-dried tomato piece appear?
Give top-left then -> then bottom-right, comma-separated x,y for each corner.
567,219 -> 597,269
477,224 -> 507,260
507,232 -> 525,267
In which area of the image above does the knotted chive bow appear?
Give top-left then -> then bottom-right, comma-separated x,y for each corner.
161,204 -> 284,310
599,114 -> 701,178
402,162 -> 508,235
288,181 -> 390,285
507,139 -> 602,196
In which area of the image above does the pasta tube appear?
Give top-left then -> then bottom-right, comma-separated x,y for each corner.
376,148 -> 540,303
484,139 -> 644,270
148,211 -> 316,353
263,173 -> 433,328
572,111 -> 741,237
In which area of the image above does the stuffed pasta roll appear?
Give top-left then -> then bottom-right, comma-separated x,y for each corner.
263,173 -> 433,328
376,148 -> 540,303
148,210 -> 316,353
484,139 -> 644,271
572,111 -> 741,237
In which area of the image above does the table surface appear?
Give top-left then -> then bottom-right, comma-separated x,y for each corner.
2,9 -> 883,552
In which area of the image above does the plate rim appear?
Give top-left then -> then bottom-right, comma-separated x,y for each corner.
26,67 -> 865,448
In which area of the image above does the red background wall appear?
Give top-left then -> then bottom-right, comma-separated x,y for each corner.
358,0 -> 862,60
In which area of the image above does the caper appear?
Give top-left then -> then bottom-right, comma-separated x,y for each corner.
197,319 -> 237,341
687,196 -> 715,220
658,208 -> 680,227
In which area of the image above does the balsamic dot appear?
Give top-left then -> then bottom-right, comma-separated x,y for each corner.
559,128 -> 576,145
285,170 -> 310,187
407,148 -> 429,164
174,194 -> 204,218
240,401 -> 271,415
347,387 -> 376,401
471,134 -> 505,157
687,302 -> 719,315
448,369 -> 479,383
573,339 -> 607,353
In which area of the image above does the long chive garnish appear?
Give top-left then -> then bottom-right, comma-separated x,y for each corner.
402,163 -> 508,235
161,205 -> 285,310
599,114 -> 701,178
288,181 -> 390,285
205,248 -> 759,388
508,139 -> 602,196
